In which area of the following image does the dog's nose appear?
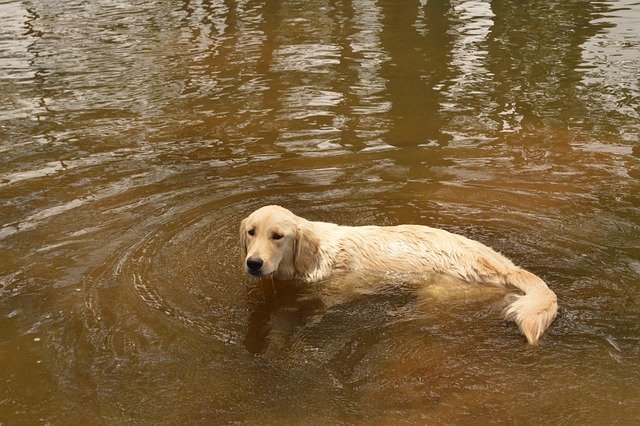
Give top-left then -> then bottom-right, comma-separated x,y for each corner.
246,257 -> 264,272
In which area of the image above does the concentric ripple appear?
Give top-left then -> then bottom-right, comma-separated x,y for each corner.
79,190 -> 252,356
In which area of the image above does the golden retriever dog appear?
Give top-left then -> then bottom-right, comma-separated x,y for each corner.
239,205 -> 558,345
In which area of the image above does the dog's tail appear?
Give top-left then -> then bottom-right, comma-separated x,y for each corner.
502,269 -> 558,345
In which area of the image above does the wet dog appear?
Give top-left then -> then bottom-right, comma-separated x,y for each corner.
240,205 -> 558,344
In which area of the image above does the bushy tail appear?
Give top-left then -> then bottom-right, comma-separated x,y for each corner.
502,269 -> 558,345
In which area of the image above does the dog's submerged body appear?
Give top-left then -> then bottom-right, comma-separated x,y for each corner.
240,205 -> 558,344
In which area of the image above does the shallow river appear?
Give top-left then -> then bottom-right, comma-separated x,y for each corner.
1,0 -> 639,424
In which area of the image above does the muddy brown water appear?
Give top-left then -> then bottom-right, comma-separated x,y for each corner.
1,0 -> 639,424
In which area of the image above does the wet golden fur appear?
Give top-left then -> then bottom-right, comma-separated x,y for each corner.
240,205 -> 558,344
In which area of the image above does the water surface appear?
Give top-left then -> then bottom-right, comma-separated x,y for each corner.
1,0 -> 639,424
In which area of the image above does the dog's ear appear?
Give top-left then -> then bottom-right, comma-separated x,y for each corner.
294,224 -> 319,276
239,217 -> 248,259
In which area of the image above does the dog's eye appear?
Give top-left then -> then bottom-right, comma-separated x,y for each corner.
248,229 -> 255,236
272,232 -> 283,240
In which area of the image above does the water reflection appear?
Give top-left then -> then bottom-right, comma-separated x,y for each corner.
443,0 -> 497,137
379,0 -> 454,149
0,0 -> 639,424
578,0 -> 640,139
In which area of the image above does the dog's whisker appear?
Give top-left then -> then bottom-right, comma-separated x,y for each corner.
270,274 -> 277,296
257,280 -> 267,301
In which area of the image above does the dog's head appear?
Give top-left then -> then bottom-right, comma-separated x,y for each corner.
239,205 -> 319,280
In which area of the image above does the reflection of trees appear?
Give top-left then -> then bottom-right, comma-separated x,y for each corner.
174,0 -> 626,156
486,0 -> 605,135
11,0 -> 632,155
379,0 -> 454,149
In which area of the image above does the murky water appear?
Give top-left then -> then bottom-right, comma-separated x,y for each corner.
1,0 -> 639,424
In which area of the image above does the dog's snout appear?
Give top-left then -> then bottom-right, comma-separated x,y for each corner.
246,257 -> 264,273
